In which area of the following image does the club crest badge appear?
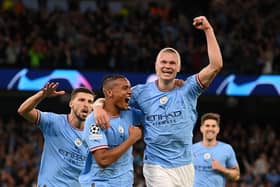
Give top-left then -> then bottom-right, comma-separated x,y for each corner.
160,96 -> 168,104
118,125 -> 124,134
74,138 -> 82,147
203,153 -> 211,160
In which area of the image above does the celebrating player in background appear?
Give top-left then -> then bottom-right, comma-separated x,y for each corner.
79,75 -> 142,187
93,16 -> 223,187
17,83 -> 95,187
192,113 -> 240,187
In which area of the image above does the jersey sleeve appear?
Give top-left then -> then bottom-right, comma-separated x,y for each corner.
38,111 -> 59,134
183,74 -> 205,98
83,113 -> 108,152
226,145 -> 239,168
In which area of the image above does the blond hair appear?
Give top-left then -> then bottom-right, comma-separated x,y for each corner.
156,47 -> 181,71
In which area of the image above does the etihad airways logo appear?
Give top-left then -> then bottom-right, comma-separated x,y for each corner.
146,111 -> 182,126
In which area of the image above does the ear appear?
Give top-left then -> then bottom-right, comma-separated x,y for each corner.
200,125 -> 203,133
217,126 -> 220,134
105,89 -> 113,97
69,100 -> 73,108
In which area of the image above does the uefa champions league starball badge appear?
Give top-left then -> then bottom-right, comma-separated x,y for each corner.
160,96 -> 168,104
74,138 -> 82,147
203,153 -> 211,160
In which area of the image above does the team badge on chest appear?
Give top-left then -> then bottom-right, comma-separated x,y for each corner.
160,96 -> 168,104
74,138 -> 82,147
118,125 -> 124,134
203,152 -> 211,160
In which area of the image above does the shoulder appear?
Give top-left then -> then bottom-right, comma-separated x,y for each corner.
217,141 -> 234,150
121,108 -> 142,116
39,112 -> 66,122
192,141 -> 202,148
132,82 -> 154,91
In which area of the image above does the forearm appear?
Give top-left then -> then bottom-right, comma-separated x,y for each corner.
221,166 -> 240,181
95,137 -> 136,167
17,91 -> 45,122
205,28 -> 223,72
198,28 -> 223,88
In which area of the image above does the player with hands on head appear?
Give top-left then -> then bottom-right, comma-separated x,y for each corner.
93,16 -> 223,187
17,82 -> 95,187
79,74 -> 143,187
192,112 -> 240,187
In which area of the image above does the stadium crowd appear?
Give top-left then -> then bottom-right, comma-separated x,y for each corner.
0,0 -> 279,74
0,0 -> 280,186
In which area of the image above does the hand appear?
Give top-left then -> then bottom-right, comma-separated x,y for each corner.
41,82 -> 65,98
193,16 -> 212,31
211,159 -> 224,172
128,126 -> 142,143
94,105 -> 110,129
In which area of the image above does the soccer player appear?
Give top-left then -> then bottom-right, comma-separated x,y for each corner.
93,16 -> 223,187
17,83 -> 95,187
192,112 -> 240,186
79,75 -> 142,187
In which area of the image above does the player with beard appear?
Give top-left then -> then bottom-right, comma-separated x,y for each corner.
18,83 -> 95,187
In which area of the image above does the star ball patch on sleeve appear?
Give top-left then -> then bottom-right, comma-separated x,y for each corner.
89,124 -> 103,140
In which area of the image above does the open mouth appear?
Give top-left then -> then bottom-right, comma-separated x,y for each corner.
81,109 -> 89,115
125,97 -> 130,104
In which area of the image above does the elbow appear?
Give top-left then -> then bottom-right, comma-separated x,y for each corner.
234,174 -> 240,181
17,106 -> 24,116
209,61 -> 223,74
215,61 -> 223,73
218,63 -> 223,72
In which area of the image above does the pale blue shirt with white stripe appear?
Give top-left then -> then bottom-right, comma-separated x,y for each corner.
192,141 -> 238,187
130,74 -> 203,168
79,108 -> 142,187
38,112 -> 88,187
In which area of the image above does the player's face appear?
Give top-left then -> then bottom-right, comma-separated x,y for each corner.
155,51 -> 180,81
70,92 -> 94,121
200,119 -> 220,141
111,78 -> 131,110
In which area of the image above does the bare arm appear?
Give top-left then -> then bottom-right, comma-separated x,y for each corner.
212,159 -> 240,181
93,126 -> 142,168
17,82 -> 65,124
193,16 -> 223,88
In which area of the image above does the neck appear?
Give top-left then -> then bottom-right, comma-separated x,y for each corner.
104,102 -> 120,117
202,139 -> 217,147
68,114 -> 84,130
156,79 -> 175,91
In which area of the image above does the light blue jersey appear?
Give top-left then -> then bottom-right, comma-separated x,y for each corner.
79,108 -> 142,187
192,141 -> 238,187
130,74 -> 203,168
37,112 -> 88,187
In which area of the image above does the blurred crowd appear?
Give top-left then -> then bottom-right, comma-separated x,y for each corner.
0,0 -> 279,74
0,0 -> 280,186
1,115 -> 280,187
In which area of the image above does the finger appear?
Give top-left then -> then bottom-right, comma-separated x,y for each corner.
193,20 -> 203,27
105,122 -> 110,129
